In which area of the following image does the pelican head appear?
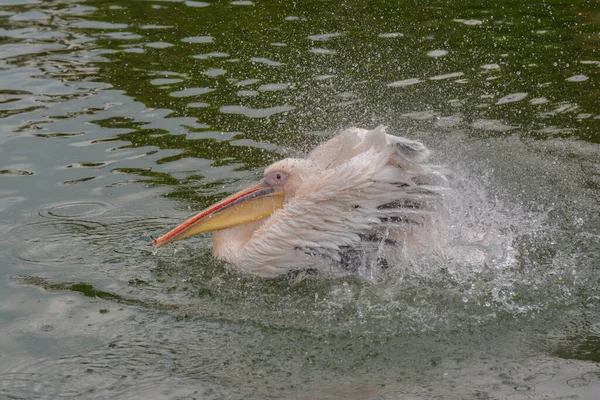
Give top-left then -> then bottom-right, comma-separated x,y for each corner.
153,158 -> 315,249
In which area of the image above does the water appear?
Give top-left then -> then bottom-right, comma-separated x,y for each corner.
0,0 -> 599,398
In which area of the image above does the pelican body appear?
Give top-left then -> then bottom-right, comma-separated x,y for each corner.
154,126 -> 446,277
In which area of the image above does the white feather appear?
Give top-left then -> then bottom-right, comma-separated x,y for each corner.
212,126 -> 447,276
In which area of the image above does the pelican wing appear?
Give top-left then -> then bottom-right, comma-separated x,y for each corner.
308,125 -> 430,169
237,126 -> 446,277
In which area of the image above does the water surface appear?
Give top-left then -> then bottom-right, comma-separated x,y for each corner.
0,0 -> 599,398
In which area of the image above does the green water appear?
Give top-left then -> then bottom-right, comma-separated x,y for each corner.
0,0 -> 599,398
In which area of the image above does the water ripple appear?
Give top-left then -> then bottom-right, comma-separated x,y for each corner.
150,78 -> 182,85
4,198 -> 164,271
257,83 -> 291,92
181,35 -> 214,43
309,48 -> 336,55
69,21 -> 128,29
388,78 -> 421,87
39,200 -> 113,219
378,32 -> 404,38
427,50 -> 448,57
0,168 -> 34,176
307,33 -> 341,41
145,41 -> 173,49
429,71 -> 464,80
193,52 -> 229,59
566,75 -> 589,82
250,57 -> 283,66
453,18 -> 483,25
219,105 -> 294,117
185,1 -> 210,7
169,87 -> 214,97
496,92 -> 528,104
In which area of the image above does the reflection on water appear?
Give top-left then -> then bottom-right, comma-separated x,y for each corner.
0,0 -> 599,398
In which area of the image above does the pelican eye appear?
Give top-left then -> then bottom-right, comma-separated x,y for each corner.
264,170 -> 289,186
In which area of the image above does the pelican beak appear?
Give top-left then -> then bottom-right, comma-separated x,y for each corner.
154,181 -> 285,249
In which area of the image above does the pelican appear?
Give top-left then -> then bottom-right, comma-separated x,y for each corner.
154,126 -> 447,277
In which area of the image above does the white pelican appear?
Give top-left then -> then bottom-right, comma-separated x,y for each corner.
154,126 -> 447,277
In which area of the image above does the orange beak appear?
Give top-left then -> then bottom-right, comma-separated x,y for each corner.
154,181 -> 285,249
